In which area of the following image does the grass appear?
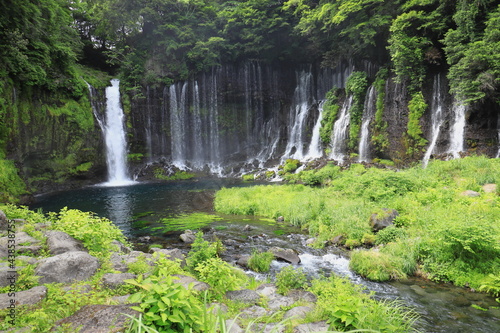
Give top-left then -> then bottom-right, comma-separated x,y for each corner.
215,156 -> 500,292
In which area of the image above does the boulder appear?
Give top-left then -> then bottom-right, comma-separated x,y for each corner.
45,230 -> 85,255
482,184 -> 497,193
267,295 -> 294,311
256,283 -> 277,298
236,255 -> 250,268
225,319 -> 244,333
0,266 -> 18,288
151,248 -> 186,266
0,210 -> 7,230
51,304 -> 139,333
102,273 -> 136,289
0,232 -> 42,256
254,322 -> 286,333
461,190 -> 480,197
293,321 -> 329,333
239,305 -> 268,318
269,247 -> 301,264
369,209 -> 399,232
284,306 -> 313,320
35,251 -> 99,284
111,240 -> 132,254
0,286 -> 47,309
287,290 -> 317,303
225,289 -> 260,304
172,274 -> 210,292
180,230 -> 196,243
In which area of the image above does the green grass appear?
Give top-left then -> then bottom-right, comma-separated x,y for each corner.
215,156 -> 500,292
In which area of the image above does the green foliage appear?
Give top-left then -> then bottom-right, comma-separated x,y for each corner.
282,159 -> 301,174
0,157 -> 27,203
154,169 -> 195,181
276,266 -> 307,295
48,207 -> 127,259
195,257 -> 247,297
248,250 -> 274,273
406,91 -> 428,155
345,72 -> 368,150
479,274 -> 500,299
158,213 -> 223,233
242,174 -> 255,182
319,89 -> 340,145
375,226 -> 407,245
127,274 -> 205,333
310,275 -> 417,332
186,232 -> 223,271
349,250 -> 407,281
128,254 -> 153,275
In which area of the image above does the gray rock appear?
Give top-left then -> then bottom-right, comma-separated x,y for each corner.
236,255 -> 250,268
151,248 -> 186,266
243,224 -> 252,231
0,247 -> 7,259
268,295 -> 294,311
172,274 -> 210,292
482,184 -> 497,193
35,251 -> 100,284
112,295 -> 132,305
461,190 -> 481,197
254,323 -> 286,333
287,290 -> 317,303
0,210 -> 7,230
331,235 -> 344,245
209,302 -> 228,315
102,273 -> 136,289
109,253 -> 128,272
51,304 -> 139,333
225,289 -> 260,304
111,240 -> 132,254
180,230 -> 196,243
45,230 -> 85,255
305,238 -> 316,246
0,286 -> 47,309
0,232 -> 42,256
225,319 -> 244,333
369,209 -> 399,232
293,321 -> 330,333
0,266 -> 18,288
239,305 -> 268,318
284,306 -> 313,320
269,247 -> 301,264
256,283 -> 277,298
17,256 -> 37,266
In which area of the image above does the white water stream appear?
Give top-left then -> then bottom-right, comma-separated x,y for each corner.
329,95 -> 353,162
448,101 -> 467,159
358,85 -> 376,162
422,75 -> 445,167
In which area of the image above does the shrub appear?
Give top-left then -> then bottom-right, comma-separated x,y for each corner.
375,226 -> 407,245
127,274 -> 205,332
350,250 -> 407,281
248,250 -> 274,273
186,232 -> 222,271
276,266 -> 307,295
282,159 -> 301,173
194,257 -> 247,297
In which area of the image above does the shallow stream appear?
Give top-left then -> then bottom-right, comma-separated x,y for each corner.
31,179 -> 500,332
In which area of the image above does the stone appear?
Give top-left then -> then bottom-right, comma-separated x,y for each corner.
267,295 -> 294,311
102,273 -> 136,289
0,286 -> 47,309
180,230 -> 196,243
151,248 -> 186,266
330,235 -> 344,245
35,251 -> 100,284
284,306 -> 313,320
305,238 -> 315,246
172,274 -> 210,292
243,224 -> 252,231
277,216 -> 285,222
0,210 -> 7,230
287,290 -> 317,303
461,190 -> 480,197
256,283 -> 277,298
112,295 -> 132,304
111,240 -> 132,253
482,184 -> 497,193
225,289 -> 260,304
16,256 -> 37,266
293,321 -> 330,333
45,230 -> 85,255
0,266 -> 18,288
269,247 -> 301,264
51,304 -> 139,333
239,305 -> 268,318
109,253 -> 128,272
209,302 -> 228,315
236,255 -> 250,268
369,209 -> 399,232
225,319 -> 244,333
254,322 -> 286,333
0,247 -> 7,259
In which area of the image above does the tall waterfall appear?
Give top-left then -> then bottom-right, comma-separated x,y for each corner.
448,101 -> 467,159
304,101 -> 325,160
101,79 -> 134,185
358,85 -> 376,162
283,71 -> 314,160
423,75 -> 445,167
329,95 -> 353,162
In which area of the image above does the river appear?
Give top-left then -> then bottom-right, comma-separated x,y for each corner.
31,179 -> 500,332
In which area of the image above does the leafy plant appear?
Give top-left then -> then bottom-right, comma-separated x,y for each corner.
186,232 -> 224,271
275,266 -> 307,295
127,274 -> 205,333
375,226 -> 407,245
248,250 -> 274,273
194,257 -> 247,298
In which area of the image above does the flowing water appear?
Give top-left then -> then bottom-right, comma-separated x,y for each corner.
358,85 -> 376,163
448,101 -> 467,159
423,75 -> 446,167
329,95 -> 353,163
31,180 -> 500,333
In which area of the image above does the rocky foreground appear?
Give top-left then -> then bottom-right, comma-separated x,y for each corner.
0,210 -> 334,333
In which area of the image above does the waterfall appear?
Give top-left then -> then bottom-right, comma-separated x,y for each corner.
101,79 -> 134,185
358,85 -> 376,162
329,95 -> 353,162
304,101 -> 325,160
283,70 -> 313,160
448,101 -> 467,159
422,75 -> 445,167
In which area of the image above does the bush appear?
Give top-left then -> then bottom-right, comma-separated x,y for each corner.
282,159 -> 301,173
194,257 -> 247,297
276,266 -> 307,295
186,232 -> 223,271
248,250 -> 274,273
349,250 -> 407,281
375,226 -> 407,245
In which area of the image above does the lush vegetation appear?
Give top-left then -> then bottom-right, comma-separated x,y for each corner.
216,156 -> 500,294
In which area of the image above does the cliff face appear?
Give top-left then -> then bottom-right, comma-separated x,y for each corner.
126,62 -> 500,175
